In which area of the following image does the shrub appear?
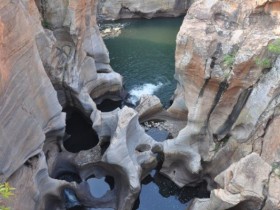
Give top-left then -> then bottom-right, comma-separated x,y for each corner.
0,183 -> 15,210
223,54 -> 235,68
268,39 -> 280,54
41,19 -> 51,29
255,57 -> 272,69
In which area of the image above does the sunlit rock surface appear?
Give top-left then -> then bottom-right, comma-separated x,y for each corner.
2,0 -> 280,209
0,1 -> 68,209
161,0 -> 280,209
35,0 -> 123,114
97,0 -> 195,20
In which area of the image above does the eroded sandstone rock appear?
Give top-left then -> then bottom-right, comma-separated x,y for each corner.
35,0 -> 123,115
0,1 -> 67,208
97,0 -> 195,20
188,153 -> 272,210
163,0 -> 280,191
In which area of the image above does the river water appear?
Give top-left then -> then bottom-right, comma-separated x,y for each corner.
66,18 -> 210,210
103,17 -> 183,107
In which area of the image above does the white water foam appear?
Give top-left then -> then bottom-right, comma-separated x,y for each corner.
127,82 -> 164,105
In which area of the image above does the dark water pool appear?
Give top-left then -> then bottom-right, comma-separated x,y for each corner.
133,170 -> 210,210
63,108 -> 99,153
103,18 -> 183,107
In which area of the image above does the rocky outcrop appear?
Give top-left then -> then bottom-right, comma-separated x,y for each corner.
161,0 -> 280,209
97,0 -> 194,20
35,0 -> 123,114
2,0 -> 280,209
0,0 -> 70,209
0,0 -> 123,209
188,153 -> 272,210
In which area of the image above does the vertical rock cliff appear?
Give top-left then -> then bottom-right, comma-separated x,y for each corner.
0,0 -> 124,209
163,0 -> 280,209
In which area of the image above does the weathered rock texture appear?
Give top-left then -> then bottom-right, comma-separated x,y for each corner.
35,0 -> 123,114
97,0 -> 194,20
0,0 -> 71,209
2,0 -> 280,209
0,0 -> 123,209
162,0 -> 280,209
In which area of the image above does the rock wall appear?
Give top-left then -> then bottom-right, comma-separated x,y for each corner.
35,0 -> 123,114
163,0 -> 280,209
2,0 -> 280,209
97,0 -> 194,20
0,0 -> 123,209
0,0 -> 71,209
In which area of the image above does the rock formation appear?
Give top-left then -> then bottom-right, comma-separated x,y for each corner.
1,0 -> 280,209
161,0 -> 280,209
0,1 -> 71,209
34,0 -> 123,114
0,0 -> 123,209
97,0 -> 194,20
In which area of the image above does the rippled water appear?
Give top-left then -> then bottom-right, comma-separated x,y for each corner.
103,18 -> 183,107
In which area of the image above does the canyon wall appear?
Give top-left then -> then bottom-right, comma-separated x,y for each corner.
97,0 -> 194,20
1,0 -> 280,210
163,0 -> 280,209
0,0 -> 124,209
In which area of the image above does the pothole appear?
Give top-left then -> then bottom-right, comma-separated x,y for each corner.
96,99 -> 123,112
132,170 -> 210,210
63,108 -> 99,153
143,120 -> 172,141
87,176 -> 114,198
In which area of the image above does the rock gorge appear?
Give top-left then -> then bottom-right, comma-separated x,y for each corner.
1,0 -> 280,210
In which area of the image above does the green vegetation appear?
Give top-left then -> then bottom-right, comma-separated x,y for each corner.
268,39 -> 280,54
255,57 -> 272,69
0,183 -> 15,210
223,54 -> 235,68
272,162 -> 280,178
41,19 -> 51,29
211,136 -> 230,153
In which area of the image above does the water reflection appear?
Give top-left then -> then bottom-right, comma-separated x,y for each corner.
133,170 -> 210,210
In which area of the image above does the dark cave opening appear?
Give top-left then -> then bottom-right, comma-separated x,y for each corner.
96,99 -> 123,112
63,107 -> 99,153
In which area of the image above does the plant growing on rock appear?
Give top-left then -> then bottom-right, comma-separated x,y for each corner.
41,19 -> 51,29
268,38 -> 280,54
255,57 -> 272,69
223,54 -> 235,68
0,182 -> 15,210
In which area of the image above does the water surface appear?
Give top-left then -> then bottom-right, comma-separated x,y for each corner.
104,18 -> 183,106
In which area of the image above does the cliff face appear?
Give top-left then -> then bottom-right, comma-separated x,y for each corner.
0,0 -> 123,209
97,0 -> 194,20
163,0 -> 280,209
0,1 -> 69,209
35,0 -> 123,113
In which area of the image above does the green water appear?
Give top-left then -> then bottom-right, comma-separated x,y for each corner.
103,18 -> 183,107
